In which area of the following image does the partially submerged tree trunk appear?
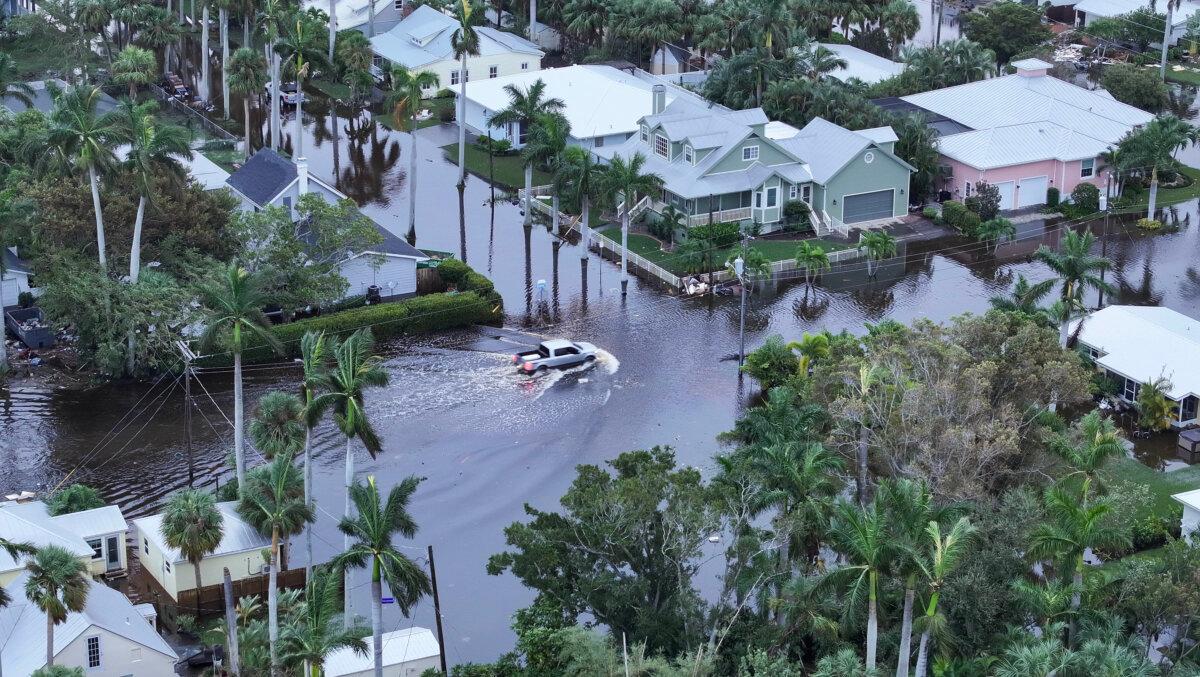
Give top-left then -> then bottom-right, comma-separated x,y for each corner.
221,7 -> 231,119
234,349 -> 246,492
371,555 -> 385,677
896,578 -> 915,677
523,163 -> 533,226
268,528 -> 280,677
343,436 -> 355,629
88,164 -> 108,271
866,571 -> 879,671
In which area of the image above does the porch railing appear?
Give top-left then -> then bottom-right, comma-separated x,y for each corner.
686,207 -> 753,227
590,230 -> 681,289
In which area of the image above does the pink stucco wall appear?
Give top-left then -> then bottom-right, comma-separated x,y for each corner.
941,155 -> 1108,206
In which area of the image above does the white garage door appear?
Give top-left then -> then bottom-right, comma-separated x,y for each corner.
994,181 -> 1015,210
1017,176 -> 1049,208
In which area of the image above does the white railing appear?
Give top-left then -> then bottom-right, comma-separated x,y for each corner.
615,195 -> 652,222
686,207 -> 753,227
590,230 -> 681,288
709,246 -> 863,282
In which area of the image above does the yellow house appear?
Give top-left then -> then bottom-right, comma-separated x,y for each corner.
0,500 -> 128,586
131,501 -> 271,601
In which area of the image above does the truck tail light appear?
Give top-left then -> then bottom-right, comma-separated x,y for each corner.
524,362 -> 535,371
512,354 -> 519,363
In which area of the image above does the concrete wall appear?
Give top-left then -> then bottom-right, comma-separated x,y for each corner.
941,155 -> 1105,205
54,624 -> 176,677
823,147 -> 911,222
339,254 -> 418,299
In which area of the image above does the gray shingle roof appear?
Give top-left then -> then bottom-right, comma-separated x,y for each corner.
226,148 -> 298,207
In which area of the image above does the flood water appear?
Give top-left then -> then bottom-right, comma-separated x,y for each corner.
4,82 -> 1200,663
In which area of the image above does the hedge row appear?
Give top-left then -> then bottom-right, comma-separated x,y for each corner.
201,279 -> 503,367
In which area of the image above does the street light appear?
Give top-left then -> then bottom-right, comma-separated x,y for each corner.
734,256 -> 746,366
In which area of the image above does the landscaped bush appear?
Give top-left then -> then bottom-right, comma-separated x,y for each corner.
435,258 -> 470,284
688,221 -> 741,248
1046,186 -> 1060,208
941,200 -> 970,231
1137,217 -> 1163,230
959,211 -> 981,236
922,206 -> 939,220
435,88 -> 455,99
783,200 -> 811,232
964,181 -> 1001,221
1071,182 -> 1101,215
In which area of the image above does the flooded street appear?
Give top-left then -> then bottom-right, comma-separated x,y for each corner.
4,95 -> 1200,663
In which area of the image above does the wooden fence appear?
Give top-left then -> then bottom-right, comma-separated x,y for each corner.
177,568 -> 308,620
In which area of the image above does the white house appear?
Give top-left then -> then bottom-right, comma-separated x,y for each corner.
1174,489 -> 1200,543
225,148 -> 428,301
650,43 -> 696,75
131,500 -> 271,601
0,573 -> 178,676
0,500 -> 129,586
818,43 -> 905,85
1,247 -> 31,309
1073,0 -> 1200,45
462,65 -> 691,151
1070,305 -> 1200,427
370,5 -> 543,97
324,627 -> 442,677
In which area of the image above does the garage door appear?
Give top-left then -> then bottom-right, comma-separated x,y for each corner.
995,181 -> 1015,210
843,189 -> 894,223
1017,176 -> 1049,208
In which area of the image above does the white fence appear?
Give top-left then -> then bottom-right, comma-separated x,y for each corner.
590,230 -> 682,288
708,246 -> 862,282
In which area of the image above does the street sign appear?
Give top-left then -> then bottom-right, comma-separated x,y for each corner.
382,597 -> 395,604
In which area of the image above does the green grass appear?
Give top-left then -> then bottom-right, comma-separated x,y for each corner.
1165,65 -> 1200,86
1113,166 -> 1200,213
441,143 -> 552,189
1101,456 -> 1200,521
0,34 -> 103,80
202,147 -> 245,174
376,97 -> 455,132
598,228 -> 850,275
306,79 -> 353,100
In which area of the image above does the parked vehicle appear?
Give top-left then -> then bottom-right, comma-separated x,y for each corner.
162,72 -> 191,99
265,81 -> 302,105
512,339 -> 598,372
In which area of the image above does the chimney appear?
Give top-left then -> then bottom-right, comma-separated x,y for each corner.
652,84 -> 665,115
296,156 -> 308,195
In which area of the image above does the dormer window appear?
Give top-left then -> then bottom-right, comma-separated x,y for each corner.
640,125 -> 648,142
742,145 -> 759,161
683,145 -> 693,164
655,135 -> 669,159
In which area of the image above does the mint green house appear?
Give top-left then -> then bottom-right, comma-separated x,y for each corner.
601,94 -> 914,233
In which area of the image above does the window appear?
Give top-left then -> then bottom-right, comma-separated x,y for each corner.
766,187 -> 778,208
654,135 -> 669,159
489,65 -> 498,78
450,70 -> 460,85
964,181 -> 972,197
421,81 -> 433,90
789,184 -> 798,200
164,560 -> 171,574
683,145 -> 693,164
142,538 -> 149,555
802,185 -> 812,204
1081,158 -> 1095,178
754,191 -> 762,208
521,62 -> 529,70
88,538 -> 102,560
742,145 -> 759,161
1122,376 -> 1140,402
640,125 -> 648,142
87,636 -> 101,668
863,151 -> 875,164
129,648 -> 142,663
594,136 -> 604,148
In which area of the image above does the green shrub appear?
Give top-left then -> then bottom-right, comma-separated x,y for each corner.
323,294 -> 366,313
435,88 -> 455,99
783,200 -> 811,226
1137,217 -> 1163,230
740,334 -> 799,389
960,211 -> 981,236
18,291 -> 34,308
1046,186 -> 1060,208
688,221 -> 741,248
1131,515 -> 1172,552
1071,182 -> 1101,215
941,200 -> 967,229
32,666 -> 85,677
964,181 -> 1001,221
435,258 -> 470,285
922,206 -> 939,220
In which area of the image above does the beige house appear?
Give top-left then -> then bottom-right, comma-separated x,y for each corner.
0,573 -> 178,676
0,500 -> 128,586
132,500 -> 270,600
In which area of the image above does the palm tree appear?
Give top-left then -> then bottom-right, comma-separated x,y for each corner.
160,489 -> 225,617
1119,114 -> 1199,218
524,112 -> 571,235
451,0 -> 481,259
826,499 -> 895,671
487,79 -> 565,226
881,0 -> 920,58
787,332 -> 830,375
989,274 -> 1056,316
858,231 -> 897,277
48,86 -> 121,271
0,537 -> 35,616
24,545 -> 90,667
976,217 -> 1015,253
238,453 -> 316,677
1048,411 -> 1124,500
0,53 -> 34,107
726,243 -> 771,288
111,45 -> 156,101
200,0 -> 213,102
135,6 -> 182,75
307,329 -> 389,627
557,145 -> 603,272
387,67 -> 440,243
298,332 -> 328,580
600,152 -> 663,295
279,567 -> 369,676
196,263 -> 283,493
1136,376 -> 1175,432
217,0 -> 236,119
1034,230 -> 1114,346
1027,480 -> 1131,648
794,241 -> 830,287
250,391 -> 306,459
1157,0 -> 1185,78
276,13 -> 331,164
912,517 -> 976,677
333,476 -> 432,677
228,47 -> 268,161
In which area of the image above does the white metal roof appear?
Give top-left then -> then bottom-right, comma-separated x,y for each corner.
1070,305 -> 1200,400
763,121 -> 801,140
1010,58 -> 1053,71
0,573 -> 178,676
133,500 -> 269,563
1174,488 -> 1200,511
369,5 -> 542,70
0,501 -> 96,573
49,505 -> 129,539
819,43 -> 906,84
936,121 -> 1112,169
465,65 -> 673,140
324,627 -> 441,676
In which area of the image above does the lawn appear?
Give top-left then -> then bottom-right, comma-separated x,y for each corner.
202,147 -> 245,174
376,97 -> 456,132
1164,64 -> 1200,86
1101,456 -> 1200,521
1113,166 -> 1200,213
598,228 -> 850,275
0,32 -> 104,80
441,143 -> 553,190
306,79 -> 353,101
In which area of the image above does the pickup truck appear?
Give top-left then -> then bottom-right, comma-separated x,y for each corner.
512,339 -> 598,372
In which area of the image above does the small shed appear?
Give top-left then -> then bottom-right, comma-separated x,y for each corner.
1173,488 -> 1200,544
1,247 -> 31,310
1179,428 -> 1200,462
324,627 -> 441,677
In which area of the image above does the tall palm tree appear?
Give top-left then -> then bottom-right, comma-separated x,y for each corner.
555,145 -> 603,273
160,488 -> 225,617
333,476 -> 432,677
451,0 -> 481,260
858,231 -> 897,277
1156,0 -> 1184,78
1119,114 -> 1199,218
0,53 -> 35,107
298,331 -> 328,580
196,263 -> 283,492
279,567 -> 369,676
112,45 -> 157,101
881,0 -> 920,58
200,0 -> 213,102
912,517 -> 976,677
48,86 -> 121,271
24,545 -> 90,667
386,67 -> 440,243
1048,411 -> 1124,502
238,453 -> 316,677
307,329 -> 389,627
1027,479 -> 1130,648
136,6 -> 183,75
250,391 -> 306,459
600,152 -> 662,295
1034,230 -> 1114,346
228,47 -> 268,161
989,274 -> 1056,316
794,241 -> 830,288
524,112 -> 571,235
218,0 -> 236,119
487,79 -> 565,226
826,498 -> 895,671
276,13 -> 331,164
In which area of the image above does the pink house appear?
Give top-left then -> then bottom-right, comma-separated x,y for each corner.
899,59 -> 1154,210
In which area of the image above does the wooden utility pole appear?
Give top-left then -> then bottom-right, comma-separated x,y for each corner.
223,568 -> 241,676
175,340 -> 198,487
428,545 -> 448,675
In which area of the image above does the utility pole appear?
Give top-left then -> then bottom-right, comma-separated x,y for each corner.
223,568 -> 241,676
428,545 -> 448,675
175,340 -> 198,488
1099,173 -> 1111,309
734,254 -> 746,366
